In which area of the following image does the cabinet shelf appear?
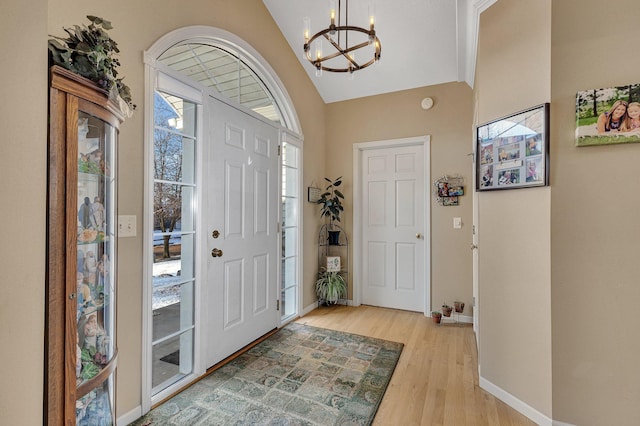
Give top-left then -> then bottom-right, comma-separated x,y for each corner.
76,352 -> 118,399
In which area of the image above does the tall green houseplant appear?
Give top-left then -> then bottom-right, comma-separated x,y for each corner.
317,177 -> 345,244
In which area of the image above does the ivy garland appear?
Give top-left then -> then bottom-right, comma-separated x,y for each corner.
48,16 -> 135,113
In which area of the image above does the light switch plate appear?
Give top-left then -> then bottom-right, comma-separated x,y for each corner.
453,217 -> 462,229
118,215 -> 137,237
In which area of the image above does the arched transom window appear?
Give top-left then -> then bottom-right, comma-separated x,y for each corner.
158,42 -> 282,124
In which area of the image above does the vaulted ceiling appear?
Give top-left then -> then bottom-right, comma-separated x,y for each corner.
263,0 -> 494,103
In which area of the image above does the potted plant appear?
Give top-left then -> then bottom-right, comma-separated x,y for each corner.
315,269 -> 347,305
442,303 -> 453,317
454,301 -> 465,313
431,311 -> 442,324
317,177 -> 345,245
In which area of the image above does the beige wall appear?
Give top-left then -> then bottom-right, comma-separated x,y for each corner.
551,0 -> 640,424
12,1 -> 640,424
475,0 -> 552,418
44,0 -> 326,418
325,83 -> 474,311
0,0 -> 48,424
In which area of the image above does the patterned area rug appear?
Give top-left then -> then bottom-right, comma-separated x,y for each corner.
131,322 -> 403,425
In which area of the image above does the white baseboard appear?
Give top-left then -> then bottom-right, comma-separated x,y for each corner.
301,299 -> 356,317
479,376 -> 553,426
117,405 -> 142,426
301,302 -> 318,316
553,421 -> 576,426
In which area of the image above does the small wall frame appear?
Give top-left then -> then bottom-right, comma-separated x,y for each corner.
307,186 -> 321,203
476,103 -> 549,191
433,175 -> 464,206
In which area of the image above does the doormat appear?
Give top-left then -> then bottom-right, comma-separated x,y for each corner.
131,322 -> 403,425
160,350 -> 179,366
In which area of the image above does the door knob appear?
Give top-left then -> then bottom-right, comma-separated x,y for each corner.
416,233 -> 422,239
212,229 -> 220,239
470,244 -> 478,250
211,248 -> 224,258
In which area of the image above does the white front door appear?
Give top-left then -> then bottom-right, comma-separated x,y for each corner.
361,144 -> 426,312
205,97 -> 279,367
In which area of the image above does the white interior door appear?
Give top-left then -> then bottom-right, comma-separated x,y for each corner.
361,144 -> 426,312
205,97 -> 279,367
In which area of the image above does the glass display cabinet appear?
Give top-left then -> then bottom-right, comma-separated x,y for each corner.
46,66 -> 126,425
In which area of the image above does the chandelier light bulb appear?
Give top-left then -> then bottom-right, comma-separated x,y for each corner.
330,0 -> 336,28
348,53 -> 356,80
303,17 -> 311,43
316,39 -> 323,61
315,38 -> 323,77
369,5 -> 376,30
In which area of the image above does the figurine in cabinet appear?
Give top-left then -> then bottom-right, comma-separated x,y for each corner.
78,313 -> 109,373
78,197 -> 93,229
83,250 -> 98,286
81,313 -> 103,350
97,253 -> 110,288
77,271 -> 94,318
91,196 -> 105,230
76,332 -> 82,381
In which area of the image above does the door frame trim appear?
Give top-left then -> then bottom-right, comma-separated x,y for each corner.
142,28 -> 305,413
352,135 -> 431,315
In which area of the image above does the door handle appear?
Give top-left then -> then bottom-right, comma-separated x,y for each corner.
211,248 -> 224,258
416,233 -> 422,239
212,229 -> 220,239
470,244 -> 478,250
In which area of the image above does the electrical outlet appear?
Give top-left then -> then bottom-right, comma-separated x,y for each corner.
118,215 -> 137,237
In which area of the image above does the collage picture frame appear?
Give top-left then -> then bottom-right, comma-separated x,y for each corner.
476,103 -> 549,191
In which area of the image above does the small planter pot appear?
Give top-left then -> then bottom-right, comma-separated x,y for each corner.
442,306 -> 453,317
328,230 -> 341,245
454,301 -> 465,313
431,312 -> 442,324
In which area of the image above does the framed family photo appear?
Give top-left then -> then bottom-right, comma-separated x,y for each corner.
575,83 -> 640,146
476,104 -> 549,191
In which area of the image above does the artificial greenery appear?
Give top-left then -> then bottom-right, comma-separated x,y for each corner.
48,15 -> 135,112
317,177 -> 345,230
315,270 -> 347,304
80,347 -> 100,380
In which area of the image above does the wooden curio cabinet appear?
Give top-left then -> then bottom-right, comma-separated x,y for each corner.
46,66 -> 125,425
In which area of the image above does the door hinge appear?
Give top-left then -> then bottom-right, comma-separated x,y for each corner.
276,300 -> 280,311
278,145 -> 281,156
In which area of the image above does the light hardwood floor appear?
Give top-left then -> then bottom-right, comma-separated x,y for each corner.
296,305 -> 536,426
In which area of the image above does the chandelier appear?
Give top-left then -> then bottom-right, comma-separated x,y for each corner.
303,0 -> 381,76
